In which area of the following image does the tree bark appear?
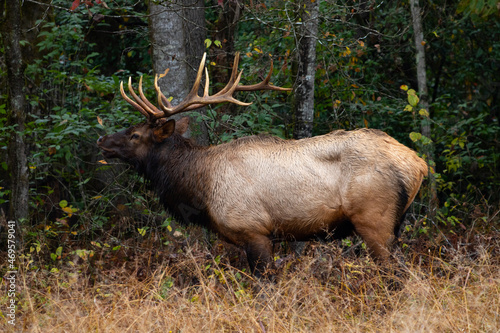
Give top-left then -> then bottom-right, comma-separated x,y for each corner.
289,0 -> 319,256
1,0 -> 30,222
209,0 -> 241,89
148,0 -> 207,141
410,0 -> 437,219
293,0 -> 319,139
149,1 -> 190,105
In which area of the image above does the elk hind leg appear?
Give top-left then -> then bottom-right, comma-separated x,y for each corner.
352,214 -> 397,262
244,233 -> 274,278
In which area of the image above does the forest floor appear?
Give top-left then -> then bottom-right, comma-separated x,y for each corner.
2,220 -> 499,332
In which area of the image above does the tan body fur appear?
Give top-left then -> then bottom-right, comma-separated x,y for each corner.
195,128 -> 428,270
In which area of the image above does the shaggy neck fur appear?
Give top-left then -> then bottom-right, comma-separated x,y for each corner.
134,134 -> 212,227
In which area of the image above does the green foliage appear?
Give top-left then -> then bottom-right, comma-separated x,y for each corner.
456,0 -> 500,20
0,1 -> 157,259
194,90 -> 288,142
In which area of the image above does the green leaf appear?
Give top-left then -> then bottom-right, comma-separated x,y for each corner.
421,135 -> 433,145
456,0 -> 471,14
204,38 -> 212,48
407,89 -> 420,107
59,200 -> 68,208
409,132 -> 422,142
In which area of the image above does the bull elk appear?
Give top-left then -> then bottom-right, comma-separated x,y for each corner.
97,53 -> 428,277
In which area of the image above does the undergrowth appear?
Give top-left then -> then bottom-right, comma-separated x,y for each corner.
1,218 -> 499,332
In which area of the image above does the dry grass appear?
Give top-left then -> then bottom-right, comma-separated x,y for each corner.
2,232 -> 499,332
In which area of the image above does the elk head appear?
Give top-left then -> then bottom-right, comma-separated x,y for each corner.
97,52 -> 291,165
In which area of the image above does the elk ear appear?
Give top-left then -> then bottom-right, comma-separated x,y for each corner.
153,119 -> 176,142
175,116 -> 190,135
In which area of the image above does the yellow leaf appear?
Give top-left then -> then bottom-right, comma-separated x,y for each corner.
419,108 -> 430,117
91,195 -> 102,200
254,47 -> 262,54
400,85 -> 409,91
167,225 -> 172,232
62,206 -> 74,217
245,52 -> 252,57
97,116 -> 103,126
409,132 -> 422,142
98,160 -> 108,164
408,94 -> 420,107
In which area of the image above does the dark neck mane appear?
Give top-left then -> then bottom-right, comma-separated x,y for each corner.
136,134 -> 212,226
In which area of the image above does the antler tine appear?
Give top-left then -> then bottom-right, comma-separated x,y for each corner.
137,76 -> 164,117
154,74 -> 173,110
125,77 -> 164,120
235,55 -> 292,92
203,67 -> 210,97
211,52 -> 243,97
120,80 -> 150,118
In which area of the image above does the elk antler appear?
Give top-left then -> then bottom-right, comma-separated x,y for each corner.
120,52 -> 291,121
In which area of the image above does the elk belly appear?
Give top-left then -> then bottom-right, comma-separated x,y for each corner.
272,204 -> 351,241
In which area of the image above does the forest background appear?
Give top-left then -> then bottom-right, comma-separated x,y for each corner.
0,0 -> 499,331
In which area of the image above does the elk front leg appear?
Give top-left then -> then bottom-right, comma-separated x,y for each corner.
244,234 -> 274,278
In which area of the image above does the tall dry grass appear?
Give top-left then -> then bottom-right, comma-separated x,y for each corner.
2,232 -> 499,332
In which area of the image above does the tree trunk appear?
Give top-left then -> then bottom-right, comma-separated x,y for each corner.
209,0 -> 242,90
182,0 -> 208,83
148,0 -> 207,141
182,0 -> 209,144
293,0 -> 319,139
409,0 -> 437,220
289,0 -> 319,256
149,1 -> 190,105
1,0 -> 29,222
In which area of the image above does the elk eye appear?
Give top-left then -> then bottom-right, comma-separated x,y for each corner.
131,133 -> 140,140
